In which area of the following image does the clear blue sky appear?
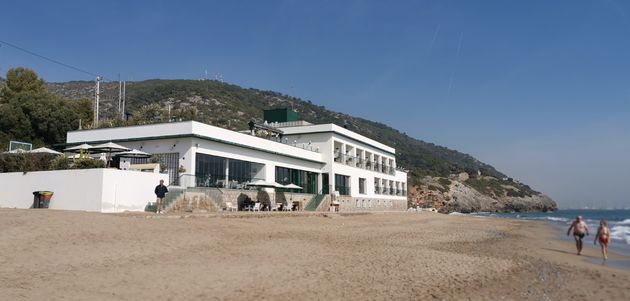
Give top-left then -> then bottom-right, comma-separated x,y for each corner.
1,0 -> 629,208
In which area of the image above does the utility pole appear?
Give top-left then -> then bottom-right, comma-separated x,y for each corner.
118,74 -> 122,117
121,81 -> 126,120
94,76 -> 101,128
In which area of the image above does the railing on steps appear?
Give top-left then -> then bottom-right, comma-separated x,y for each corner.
305,194 -> 326,211
164,186 -> 225,212
145,186 -> 185,212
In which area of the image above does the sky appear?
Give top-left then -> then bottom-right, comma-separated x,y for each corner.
1,0 -> 629,209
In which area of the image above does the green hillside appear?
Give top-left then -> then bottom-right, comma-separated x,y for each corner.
2,69 -> 541,202
50,79 -> 508,180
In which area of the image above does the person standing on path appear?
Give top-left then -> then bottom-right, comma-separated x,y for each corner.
594,220 -> 611,261
154,179 -> 168,214
567,216 -> 589,255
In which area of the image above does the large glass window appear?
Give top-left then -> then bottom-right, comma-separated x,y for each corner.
335,174 -> 350,195
195,153 -> 258,188
275,166 -> 318,194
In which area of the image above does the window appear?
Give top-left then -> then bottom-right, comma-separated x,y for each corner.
275,166 -> 318,194
335,174 -> 350,195
359,178 -> 366,194
196,153 -> 260,188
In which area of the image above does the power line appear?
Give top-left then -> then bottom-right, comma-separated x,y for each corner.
0,39 -> 100,78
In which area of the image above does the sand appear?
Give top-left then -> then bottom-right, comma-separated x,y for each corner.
1,209 -> 629,300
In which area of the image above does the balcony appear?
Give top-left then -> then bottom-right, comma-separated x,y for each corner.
375,186 -> 381,194
345,155 -> 355,166
334,152 -> 342,163
355,158 -> 364,169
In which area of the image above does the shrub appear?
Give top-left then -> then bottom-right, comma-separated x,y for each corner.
49,155 -> 70,170
72,157 -> 105,169
0,153 -> 57,172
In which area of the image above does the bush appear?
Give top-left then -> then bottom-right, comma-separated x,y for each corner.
0,153 -> 58,172
438,178 -> 452,187
72,157 -> 105,169
49,155 -> 70,170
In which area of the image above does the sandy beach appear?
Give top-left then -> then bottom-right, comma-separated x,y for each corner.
1,209 -> 629,300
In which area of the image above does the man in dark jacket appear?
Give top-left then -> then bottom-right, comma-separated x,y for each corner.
154,179 -> 168,214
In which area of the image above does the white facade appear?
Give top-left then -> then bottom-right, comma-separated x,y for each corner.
280,124 -> 407,200
66,120 -> 408,206
0,169 -> 168,213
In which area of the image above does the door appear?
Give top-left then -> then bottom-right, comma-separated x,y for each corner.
322,173 -> 329,194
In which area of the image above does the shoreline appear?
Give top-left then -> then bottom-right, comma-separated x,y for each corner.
1,209 -> 629,300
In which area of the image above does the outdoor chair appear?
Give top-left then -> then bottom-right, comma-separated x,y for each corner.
224,202 -> 237,212
271,203 -> 282,211
251,203 -> 261,212
283,203 -> 292,211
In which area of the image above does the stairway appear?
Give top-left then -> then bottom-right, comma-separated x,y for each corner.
305,194 -> 326,211
145,186 -> 185,212
165,186 -> 225,213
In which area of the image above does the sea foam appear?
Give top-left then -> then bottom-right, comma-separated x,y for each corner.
610,225 -> 630,245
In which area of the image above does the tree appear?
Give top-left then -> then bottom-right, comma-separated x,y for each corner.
0,67 -> 45,100
132,103 -> 167,125
0,67 -> 92,150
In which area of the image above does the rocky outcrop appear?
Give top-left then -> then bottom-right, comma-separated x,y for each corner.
439,182 -> 557,213
409,175 -> 558,214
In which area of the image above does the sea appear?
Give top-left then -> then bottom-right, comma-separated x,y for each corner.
464,209 -> 630,267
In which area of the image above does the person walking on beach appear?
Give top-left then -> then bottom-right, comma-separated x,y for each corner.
594,220 -> 611,261
567,216 -> 589,255
154,179 -> 168,214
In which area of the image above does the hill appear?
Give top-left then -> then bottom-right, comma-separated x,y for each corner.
43,79 -> 556,212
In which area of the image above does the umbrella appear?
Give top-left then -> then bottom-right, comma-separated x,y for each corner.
282,183 -> 303,208
91,142 -> 131,167
283,183 -> 303,190
64,143 -> 93,152
91,142 -> 131,153
245,179 -> 284,210
114,149 -> 151,158
247,179 -> 284,188
29,147 -> 62,155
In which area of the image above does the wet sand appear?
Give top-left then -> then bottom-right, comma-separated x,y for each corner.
1,208 -> 629,300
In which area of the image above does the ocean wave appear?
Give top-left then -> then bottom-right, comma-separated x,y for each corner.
545,217 -> 570,222
610,225 -> 630,245
617,219 -> 630,225
448,212 -> 466,216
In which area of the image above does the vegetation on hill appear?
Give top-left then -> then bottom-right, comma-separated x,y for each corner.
2,68 -> 542,200
0,68 -> 93,151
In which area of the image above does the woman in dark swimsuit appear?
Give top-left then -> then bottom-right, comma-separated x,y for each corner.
594,220 -> 611,261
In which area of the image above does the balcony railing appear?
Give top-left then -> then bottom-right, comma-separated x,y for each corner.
375,186 -> 381,194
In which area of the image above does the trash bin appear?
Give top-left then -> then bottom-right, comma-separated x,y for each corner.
32,191 -> 54,209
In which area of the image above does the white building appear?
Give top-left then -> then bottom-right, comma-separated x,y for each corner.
63,111 -> 408,211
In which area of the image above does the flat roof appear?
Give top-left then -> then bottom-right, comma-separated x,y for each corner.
279,124 -> 396,155
66,121 -> 325,164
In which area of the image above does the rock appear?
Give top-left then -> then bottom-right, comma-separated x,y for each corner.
438,182 -> 557,213
458,172 -> 469,182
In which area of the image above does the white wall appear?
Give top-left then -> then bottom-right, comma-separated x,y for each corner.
0,169 -> 168,213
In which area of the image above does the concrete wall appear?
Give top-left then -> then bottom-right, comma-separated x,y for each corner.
0,169 -> 168,213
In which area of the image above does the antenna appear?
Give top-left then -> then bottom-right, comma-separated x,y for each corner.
204,69 -> 208,81
94,76 -> 101,128
121,81 -> 126,120
118,74 -> 122,116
